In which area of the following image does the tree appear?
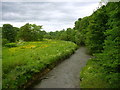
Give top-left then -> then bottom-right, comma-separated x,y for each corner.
85,5 -> 108,53
13,27 -> 20,41
19,23 -> 43,41
2,24 -> 17,42
19,23 -> 31,41
30,24 -> 43,41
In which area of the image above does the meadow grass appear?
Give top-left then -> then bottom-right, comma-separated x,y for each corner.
2,39 -> 78,88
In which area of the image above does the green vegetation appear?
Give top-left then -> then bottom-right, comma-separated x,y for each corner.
2,39 -> 77,88
2,23 -> 46,45
78,2 -> 120,88
44,28 -> 82,45
19,23 -> 44,41
43,1 -> 120,88
2,1 -> 119,89
4,43 -> 17,48
2,24 -> 18,42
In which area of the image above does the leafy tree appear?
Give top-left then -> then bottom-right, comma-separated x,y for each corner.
13,27 -> 20,41
74,16 -> 90,45
85,6 -> 108,54
19,23 -> 31,41
99,2 -> 120,87
19,23 -> 43,41
2,24 -> 17,42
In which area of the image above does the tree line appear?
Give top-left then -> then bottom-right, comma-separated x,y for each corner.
2,23 -> 46,45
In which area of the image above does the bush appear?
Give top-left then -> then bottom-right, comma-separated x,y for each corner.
2,38 -> 9,46
5,43 -> 17,48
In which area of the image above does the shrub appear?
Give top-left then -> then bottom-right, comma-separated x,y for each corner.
2,38 -> 9,46
5,43 -> 17,48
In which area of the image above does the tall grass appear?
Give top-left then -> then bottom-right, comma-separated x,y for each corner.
2,39 -> 77,88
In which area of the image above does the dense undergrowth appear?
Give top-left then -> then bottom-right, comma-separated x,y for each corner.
79,2 -> 120,88
2,39 -> 77,88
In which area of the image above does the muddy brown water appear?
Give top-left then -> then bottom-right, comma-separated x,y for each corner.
33,47 -> 91,88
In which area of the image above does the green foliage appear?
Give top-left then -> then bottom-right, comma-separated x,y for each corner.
5,43 -> 17,48
85,6 -> 108,53
44,28 -> 84,45
80,58 -> 109,88
2,24 -> 17,42
1,1 -> 119,89
19,23 -> 43,41
2,38 -> 9,46
80,2 -> 120,88
14,27 -> 20,41
2,40 -> 77,88
74,16 -> 90,45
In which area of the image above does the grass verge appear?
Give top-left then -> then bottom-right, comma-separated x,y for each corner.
80,57 -> 119,88
80,58 -> 109,88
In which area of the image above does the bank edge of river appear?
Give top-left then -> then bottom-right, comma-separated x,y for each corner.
22,46 -> 78,88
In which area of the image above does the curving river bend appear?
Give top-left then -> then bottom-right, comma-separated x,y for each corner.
32,47 -> 91,88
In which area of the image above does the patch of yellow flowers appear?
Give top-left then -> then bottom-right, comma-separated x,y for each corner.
9,45 -> 36,52
20,45 -> 36,49
9,44 -> 49,53
39,45 -> 48,48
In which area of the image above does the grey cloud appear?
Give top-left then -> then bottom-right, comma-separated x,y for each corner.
1,2 -> 99,31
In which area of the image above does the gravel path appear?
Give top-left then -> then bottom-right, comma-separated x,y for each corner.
33,47 -> 91,88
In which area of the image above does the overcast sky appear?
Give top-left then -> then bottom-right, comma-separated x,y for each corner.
1,0 -> 101,32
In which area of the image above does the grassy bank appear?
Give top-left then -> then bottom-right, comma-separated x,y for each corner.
80,58 -> 109,88
2,39 -> 78,88
80,55 -> 119,88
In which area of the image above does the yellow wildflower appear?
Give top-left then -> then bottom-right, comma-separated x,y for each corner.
39,45 -> 48,48
20,45 -> 36,49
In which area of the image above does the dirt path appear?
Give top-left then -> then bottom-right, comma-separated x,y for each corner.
33,47 -> 91,88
